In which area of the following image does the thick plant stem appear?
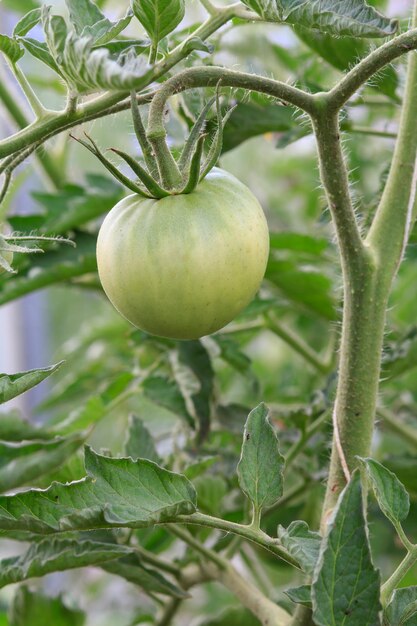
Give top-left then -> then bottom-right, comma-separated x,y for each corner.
312,110 -> 391,521
367,2 -> 417,269
317,2 -> 417,524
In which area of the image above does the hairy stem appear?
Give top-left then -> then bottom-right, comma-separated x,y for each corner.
381,544 -> 417,606
327,27 -> 417,109
170,526 -> 291,626
147,66 -> 316,144
176,511 -> 300,568
0,74 -> 63,189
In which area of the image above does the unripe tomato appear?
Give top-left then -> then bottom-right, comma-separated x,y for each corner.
97,169 -> 269,340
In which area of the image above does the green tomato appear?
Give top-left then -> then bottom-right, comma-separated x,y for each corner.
96,169 -> 269,340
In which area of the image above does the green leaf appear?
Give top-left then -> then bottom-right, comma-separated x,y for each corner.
312,472 -> 381,626
131,0 -> 185,46
237,403 -> 285,519
175,340 -> 214,442
294,26 -> 398,100
83,11 -> 134,46
29,176 -> 122,235
277,521 -> 321,575
0,34 -> 24,63
124,415 -> 161,464
13,8 -> 42,37
0,447 -> 196,533
270,232 -> 328,256
9,587 -> 85,626
101,554 -> 188,598
0,537 -> 132,589
266,258 -> 336,320
194,475 -> 227,517
241,0 -> 397,37
0,362 -> 63,405
42,10 -> 148,94
65,0 -> 106,34
142,376 -> 193,427
382,326 -> 417,380
385,587 -> 417,626
0,433 -> 85,492
284,584 -> 312,608
359,457 -> 410,526
20,38 -> 61,73
220,101 -> 301,153
0,410 -> 54,442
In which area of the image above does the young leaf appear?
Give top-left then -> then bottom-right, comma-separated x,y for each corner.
83,10 -> 133,46
385,587 -> 417,626
237,403 -> 285,521
277,521 -> 321,575
13,7 -> 42,37
9,587 -> 85,626
0,433 -> 85,492
241,0 -> 397,38
65,0 -> 106,34
284,584 -> 312,608
0,537 -> 133,589
20,38 -> 62,74
0,447 -> 196,533
312,472 -> 381,626
124,415 -> 161,464
42,10 -> 148,94
359,457 -> 410,526
0,34 -> 24,64
0,362 -> 63,405
131,0 -> 185,47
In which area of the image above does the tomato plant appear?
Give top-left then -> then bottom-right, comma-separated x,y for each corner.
1,1 -> 417,626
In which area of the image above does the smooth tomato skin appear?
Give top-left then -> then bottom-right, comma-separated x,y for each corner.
96,169 -> 269,340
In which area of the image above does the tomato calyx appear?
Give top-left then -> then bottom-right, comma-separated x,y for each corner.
71,89 -> 234,200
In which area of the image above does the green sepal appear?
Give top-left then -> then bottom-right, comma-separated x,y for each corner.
179,134 -> 206,195
200,95 -> 235,181
178,96 -> 216,170
110,149 -> 170,198
70,134 -> 152,198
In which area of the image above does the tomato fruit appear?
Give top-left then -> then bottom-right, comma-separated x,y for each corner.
96,169 -> 269,339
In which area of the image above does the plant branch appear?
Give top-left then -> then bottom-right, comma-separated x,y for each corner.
377,408 -> 417,450
285,410 -> 331,468
147,66 -> 316,145
175,511 -> 300,568
381,543 -> 417,606
326,27 -> 417,110
169,526 -> 291,626
366,7 -> 417,273
0,72 -> 63,189
266,312 -> 331,374
0,6 -> 237,161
